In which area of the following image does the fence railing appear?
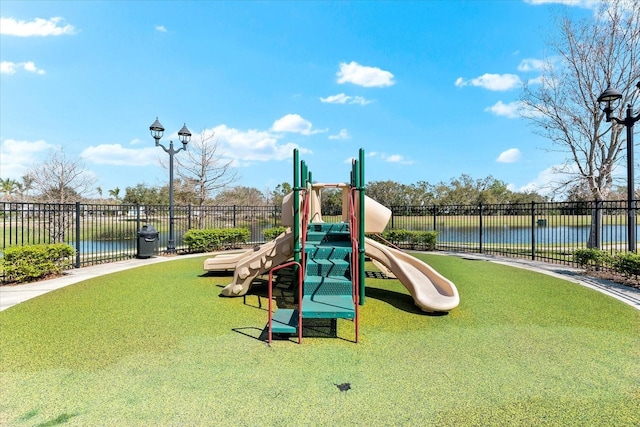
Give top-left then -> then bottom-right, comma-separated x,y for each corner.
1,200 -> 638,272
387,200 -> 638,265
1,202 -> 282,268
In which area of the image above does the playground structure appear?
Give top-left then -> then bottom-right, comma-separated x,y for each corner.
204,148 -> 459,342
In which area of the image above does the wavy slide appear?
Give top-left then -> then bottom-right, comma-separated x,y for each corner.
364,238 -> 459,312
205,229 -> 459,312
205,229 -> 294,297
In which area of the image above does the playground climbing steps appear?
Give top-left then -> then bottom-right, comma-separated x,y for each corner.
269,222 -> 356,337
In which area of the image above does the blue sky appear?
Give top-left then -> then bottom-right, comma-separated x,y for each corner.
1,0 -> 597,198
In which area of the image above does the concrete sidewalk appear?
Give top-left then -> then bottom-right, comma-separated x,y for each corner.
1,252 -> 639,312
0,254 -> 206,312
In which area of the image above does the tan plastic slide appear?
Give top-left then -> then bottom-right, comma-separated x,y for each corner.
212,229 -> 294,297
206,189 -> 459,311
364,238 -> 460,312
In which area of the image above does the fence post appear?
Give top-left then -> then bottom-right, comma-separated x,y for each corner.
432,204 -> 437,231
594,200 -> 602,250
273,205 -> 278,227
136,204 -> 141,232
390,206 -> 395,229
531,201 -> 535,261
75,202 -> 81,268
479,203 -> 483,254
233,205 -> 237,228
187,204 -> 192,230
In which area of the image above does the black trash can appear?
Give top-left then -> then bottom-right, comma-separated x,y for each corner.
137,225 -> 159,258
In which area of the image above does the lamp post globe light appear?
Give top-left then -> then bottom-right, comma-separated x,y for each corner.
597,81 -> 640,252
149,118 -> 192,253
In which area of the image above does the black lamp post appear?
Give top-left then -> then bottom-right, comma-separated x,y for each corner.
597,82 -> 640,252
149,117 -> 191,253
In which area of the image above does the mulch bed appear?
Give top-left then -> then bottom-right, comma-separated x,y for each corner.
584,270 -> 640,291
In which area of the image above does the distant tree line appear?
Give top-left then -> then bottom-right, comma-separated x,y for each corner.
2,149 -> 636,210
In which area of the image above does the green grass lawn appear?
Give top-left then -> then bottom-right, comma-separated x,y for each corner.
1,254 -> 639,426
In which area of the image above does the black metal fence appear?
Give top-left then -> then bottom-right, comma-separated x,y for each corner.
1,200 -> 638,271
388,200 -> 638,265
1,202 -> 282,268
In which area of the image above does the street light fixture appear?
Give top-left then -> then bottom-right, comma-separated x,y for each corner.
149,117 -> 191,253
597,82 -> 640,252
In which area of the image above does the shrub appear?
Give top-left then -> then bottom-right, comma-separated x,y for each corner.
381,229 -> 438,251
381,229 -> 411,246
263,226 -> 288,241
572,248 -> 610,270
182,228 -> 250,252
409,231 -> 438,250
1,243 -> 75,283
611,252 -> 640,278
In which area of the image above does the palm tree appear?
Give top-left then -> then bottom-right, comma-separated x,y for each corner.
20,175 -> 33,200
108,187 -> 120,201
1,178 -> 19,201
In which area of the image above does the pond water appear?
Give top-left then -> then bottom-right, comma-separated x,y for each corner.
70,224 -> 639,255
431,224 -> 638,245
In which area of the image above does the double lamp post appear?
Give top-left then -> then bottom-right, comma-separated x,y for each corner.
149,118 -> 191,254
597,81 -> 640,252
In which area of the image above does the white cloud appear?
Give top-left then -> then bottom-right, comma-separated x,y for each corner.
346,151 -> 411,165
336,61 -> 395,88
329,129 -> 350,140
320,93 -> 372,105
526,75 -> 545,85
455,73 -> 522,91
496,148 -> 522,163
22,61 -> 45,74
81,122 -> 313,169
81,145 -> 161,166
271,114 -> 325,135
213,124 -> 311,162
523,0 -> 599,8
0,139 -> 54,178
0,61 -> 45,75
485,101 -> 523,118
0,17 -> 75,36
155,25 -> 167,32
0,62 -> 17,74
518,165 -> 569,198
517,58 -> 546,72
321,93 -> 350,104
384,154 -> 410,163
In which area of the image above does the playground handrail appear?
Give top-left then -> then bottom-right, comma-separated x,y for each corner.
300,188 -> 310,273
348,187 -> 360,343
268,260 -> 303,344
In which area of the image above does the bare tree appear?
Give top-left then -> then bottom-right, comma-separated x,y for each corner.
26,148 -> 96,242
168,129 -> 238,228
28,148 -> 96,203
520,0 -> 640,200
173,129 -> 238,206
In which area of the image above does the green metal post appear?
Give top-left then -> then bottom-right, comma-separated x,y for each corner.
293,149 -> 301,263
358,148 -> 366,305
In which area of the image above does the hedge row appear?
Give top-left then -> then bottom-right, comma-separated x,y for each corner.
381,229 -> 438,251
1,243 -> 75,283
573,248 -> 640,278
182,228 -> 251,252
263,226 -> 288,241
